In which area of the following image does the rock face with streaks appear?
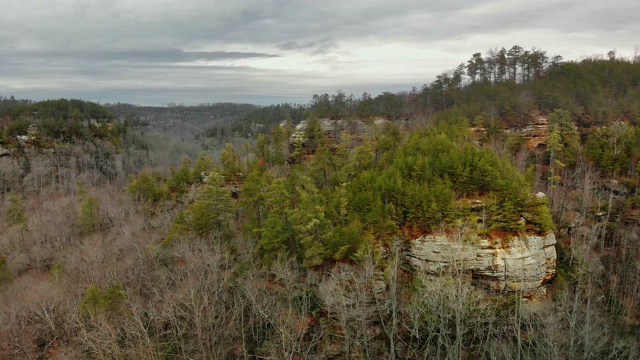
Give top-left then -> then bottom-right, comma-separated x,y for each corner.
408,233 -> 557,292
513,115 -> 549,151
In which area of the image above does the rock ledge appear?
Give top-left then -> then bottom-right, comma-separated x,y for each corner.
408,233 -> 557,292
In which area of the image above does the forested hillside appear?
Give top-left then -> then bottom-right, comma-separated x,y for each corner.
1,47 -> 639,359
106,102 -> 259,134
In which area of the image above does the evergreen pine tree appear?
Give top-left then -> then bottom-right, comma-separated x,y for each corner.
78,196 -> 99,233
5,193 -> 26,226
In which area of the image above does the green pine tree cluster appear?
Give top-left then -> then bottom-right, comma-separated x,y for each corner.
165,173 -> 235,242
129,106 -> 555,268
346,109 -> 548,237
80,283 -> 127,317
127,152 -> 216,204
228,109 -> 553,267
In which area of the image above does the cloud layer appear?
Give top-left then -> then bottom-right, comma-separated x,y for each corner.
1,0 -> 638,105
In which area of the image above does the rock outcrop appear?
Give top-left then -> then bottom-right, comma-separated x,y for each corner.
408,233 -> 557,292
512,115 -> 549,150
290,117 -> 388,144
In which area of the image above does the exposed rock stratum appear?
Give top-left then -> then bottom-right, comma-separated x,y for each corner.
408,233 -> 557,292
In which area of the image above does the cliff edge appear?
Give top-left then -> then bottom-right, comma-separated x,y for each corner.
408,233 -> 557,292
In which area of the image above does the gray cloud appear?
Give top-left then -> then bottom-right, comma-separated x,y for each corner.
5,49 -> 278,65
278,37 -> 336,55
1,0 -> 639,105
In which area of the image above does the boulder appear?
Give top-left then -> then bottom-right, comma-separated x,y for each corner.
408,233 -> 557,292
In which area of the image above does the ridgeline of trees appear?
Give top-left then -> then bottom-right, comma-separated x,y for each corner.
0,98 -> 125,148
234,46 -> 640,131
197,46 -> 640,140
203,103 -> 307,140
107,102 -> 259,130
2,98 -> 114,121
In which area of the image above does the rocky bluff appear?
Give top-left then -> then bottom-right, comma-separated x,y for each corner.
408,232 -> 557,292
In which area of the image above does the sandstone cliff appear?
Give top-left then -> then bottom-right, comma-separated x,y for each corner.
513,115 -> 549,150
408,233 -> 557,292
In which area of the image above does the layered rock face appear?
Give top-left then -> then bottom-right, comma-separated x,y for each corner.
290,117 -> 389,144
408,233 -> 557,292
514,115 -> 549,150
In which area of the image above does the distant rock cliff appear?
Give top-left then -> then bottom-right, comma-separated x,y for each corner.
288,117 -> 388,158
408,233 -> 557,292
512,115 -> 549,151
471,114 -> 550,151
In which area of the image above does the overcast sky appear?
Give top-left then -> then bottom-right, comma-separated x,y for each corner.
1,0 -> 638,105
